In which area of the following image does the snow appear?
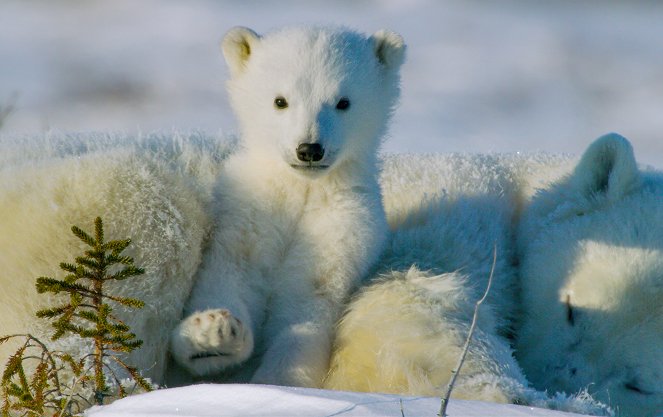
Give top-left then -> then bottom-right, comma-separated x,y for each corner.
84,384 -> 598,417
1,0 -> 663,166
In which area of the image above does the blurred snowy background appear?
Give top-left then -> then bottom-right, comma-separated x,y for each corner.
1,0 -> 662,166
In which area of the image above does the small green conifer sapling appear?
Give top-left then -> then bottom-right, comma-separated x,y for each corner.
35,217 -> 151,404
1,216 -> 152,416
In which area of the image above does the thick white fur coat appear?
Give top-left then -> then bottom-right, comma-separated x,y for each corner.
0,26 -> 407,393
0,131 -> 615,416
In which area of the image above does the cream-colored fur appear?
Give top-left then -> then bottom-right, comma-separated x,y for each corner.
2,25 -> 634,416
0,132 -> 231,385
0,131 -> 610,416
0,24 -> 407,392
325,267 -> 523,403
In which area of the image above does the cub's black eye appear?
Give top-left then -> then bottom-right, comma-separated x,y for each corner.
336,98 -> 350,111
274,96 -> 288,109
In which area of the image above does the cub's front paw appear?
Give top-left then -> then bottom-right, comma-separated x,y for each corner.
170,309 -> 253,376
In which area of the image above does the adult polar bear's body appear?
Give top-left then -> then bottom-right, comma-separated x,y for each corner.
323,151 -> 595,411
0,132 -> 227,385
0,130 -> 608,416
168,26 -> 406,387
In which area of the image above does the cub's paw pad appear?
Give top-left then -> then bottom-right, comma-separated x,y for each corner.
171,309 -> 253,376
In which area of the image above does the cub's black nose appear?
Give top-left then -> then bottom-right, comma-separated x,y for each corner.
296,143 -> 325,162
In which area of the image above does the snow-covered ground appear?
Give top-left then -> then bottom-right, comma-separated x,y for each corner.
1,0 -> 663,166
84,384 -> 600,417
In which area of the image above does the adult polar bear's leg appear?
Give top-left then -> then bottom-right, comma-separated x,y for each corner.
325,267 -> 529,403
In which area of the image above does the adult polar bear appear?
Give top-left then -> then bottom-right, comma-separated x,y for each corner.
168,26 -> 405,387
323,151 -> 533,401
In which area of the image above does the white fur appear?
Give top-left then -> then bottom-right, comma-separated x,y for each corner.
516,133 -> 663,416
0,130 -> 609,416
2,25 -> 641,416
324,154 -> 528,399
323,154 -> 527,402
0,24 -> 405,391
0,131 -> 232,386
168,25 -> 405,387
324,152 -> 609,415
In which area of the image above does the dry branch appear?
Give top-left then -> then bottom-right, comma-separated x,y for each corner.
438,244 -> 497,417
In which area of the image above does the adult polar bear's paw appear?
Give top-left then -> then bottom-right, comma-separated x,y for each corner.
170,309 -> 254,376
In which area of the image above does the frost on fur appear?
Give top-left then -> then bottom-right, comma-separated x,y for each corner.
517,133 -> 663,417
0,131 -> 223,388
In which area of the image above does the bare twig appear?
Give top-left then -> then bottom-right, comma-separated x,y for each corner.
56,365 -> 93,417
438,244 -> 497,417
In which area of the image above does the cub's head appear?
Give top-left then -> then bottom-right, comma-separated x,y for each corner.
221,26 -> 405,177
517,133 -> 663,417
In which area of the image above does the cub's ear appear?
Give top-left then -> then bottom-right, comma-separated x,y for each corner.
370,30 -> 406,71
222,26 -> 261,77
570,133 -> 640,201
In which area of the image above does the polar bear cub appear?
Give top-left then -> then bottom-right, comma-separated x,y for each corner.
516,134 -> 663,417
169,26 -> 405,387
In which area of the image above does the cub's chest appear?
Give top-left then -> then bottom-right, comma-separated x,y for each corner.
241,190 -> 368,259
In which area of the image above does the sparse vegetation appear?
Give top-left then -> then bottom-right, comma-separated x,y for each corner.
1,217 -> 151,416
0,334 -> 85,417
